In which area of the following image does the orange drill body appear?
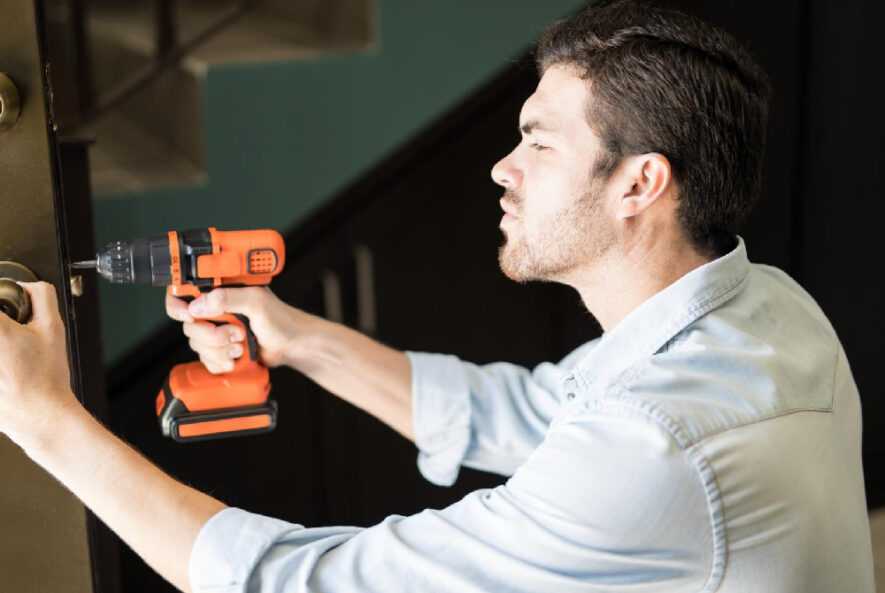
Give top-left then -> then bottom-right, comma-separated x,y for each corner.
86,227 -> 286,442
159,228 -> 285,442
167,227 -> 286,294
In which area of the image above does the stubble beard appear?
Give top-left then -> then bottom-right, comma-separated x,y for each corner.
498,181 -> 615,284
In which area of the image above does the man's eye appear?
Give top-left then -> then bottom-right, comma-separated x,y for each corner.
530,143 -> 548,152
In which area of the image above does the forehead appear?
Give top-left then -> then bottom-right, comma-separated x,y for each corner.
521,65 -> 593,131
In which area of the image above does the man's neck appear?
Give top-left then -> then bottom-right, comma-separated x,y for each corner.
571,234 -> 715,333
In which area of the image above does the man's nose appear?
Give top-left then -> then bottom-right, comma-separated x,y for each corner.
491,151 -> 522,189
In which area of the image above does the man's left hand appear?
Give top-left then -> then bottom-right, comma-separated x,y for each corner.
0,281 -> 80,449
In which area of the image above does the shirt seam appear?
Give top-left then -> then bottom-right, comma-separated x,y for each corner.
830,346 -> 840,409
599,398 -> 726,593
687,405 -> 834,444
614,343 -> 840,445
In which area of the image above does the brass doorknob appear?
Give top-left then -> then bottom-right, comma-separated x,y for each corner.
0,262 -> 38,324
0,71 -> 22,134
0,279 -> 31,323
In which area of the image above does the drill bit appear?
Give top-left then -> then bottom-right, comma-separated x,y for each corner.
71,260 -> 97,269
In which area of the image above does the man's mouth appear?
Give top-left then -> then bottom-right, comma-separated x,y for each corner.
500,212 -> 519,227
499,198 -> 520,219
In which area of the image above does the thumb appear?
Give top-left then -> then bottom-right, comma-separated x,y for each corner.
18,281 -> 60,326
188,287 -> 264,318
0,302 -> 16,332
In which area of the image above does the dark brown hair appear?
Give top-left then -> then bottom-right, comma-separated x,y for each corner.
537,0 -> 772,256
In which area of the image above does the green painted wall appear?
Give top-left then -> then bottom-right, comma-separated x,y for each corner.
94,0 -> 586,365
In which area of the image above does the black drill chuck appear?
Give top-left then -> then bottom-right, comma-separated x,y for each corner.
94,236 -> 175,285
76,229 -> 216,287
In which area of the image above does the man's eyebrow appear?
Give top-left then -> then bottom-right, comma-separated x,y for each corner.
519,119 -> 559,135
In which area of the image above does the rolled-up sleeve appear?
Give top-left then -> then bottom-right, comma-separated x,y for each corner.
188,402 -> 712,593
407,353 -> 473,486
406,343 -> 598,485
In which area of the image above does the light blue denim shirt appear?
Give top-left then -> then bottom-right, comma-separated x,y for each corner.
189,238 -> 874,592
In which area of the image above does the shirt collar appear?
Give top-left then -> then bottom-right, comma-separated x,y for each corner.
570,237 -> 751,389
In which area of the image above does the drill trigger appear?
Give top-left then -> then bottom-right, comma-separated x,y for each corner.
234,313 -> 260,361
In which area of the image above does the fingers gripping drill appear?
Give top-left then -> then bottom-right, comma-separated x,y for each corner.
74,228 -> 286,442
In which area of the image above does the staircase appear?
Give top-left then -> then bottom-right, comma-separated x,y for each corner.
49,0 -> 372,196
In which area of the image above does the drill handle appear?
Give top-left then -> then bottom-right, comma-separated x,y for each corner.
176,292 -> 262,369
214,313 -> 261,367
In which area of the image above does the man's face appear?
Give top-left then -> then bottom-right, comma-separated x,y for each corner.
492,65 -> 617,283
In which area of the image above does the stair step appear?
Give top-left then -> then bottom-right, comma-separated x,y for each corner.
85,111 -> 207,196
88,3 -> 370,72
78,1 -> 371,197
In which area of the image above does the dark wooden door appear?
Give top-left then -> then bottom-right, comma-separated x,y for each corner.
0,2 -> 100,591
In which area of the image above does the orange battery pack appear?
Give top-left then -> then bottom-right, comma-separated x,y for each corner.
156,359 -> 278,442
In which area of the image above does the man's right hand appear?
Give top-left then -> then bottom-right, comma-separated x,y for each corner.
165,286 -> 312,374
166,285 -> 415,440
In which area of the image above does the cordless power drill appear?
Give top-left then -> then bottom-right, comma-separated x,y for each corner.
74,228 -> 286,442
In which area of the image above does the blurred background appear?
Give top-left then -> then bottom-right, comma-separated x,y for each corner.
26,0 -> 885,590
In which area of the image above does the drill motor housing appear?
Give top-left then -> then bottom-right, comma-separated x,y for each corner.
97,227 -> 286,442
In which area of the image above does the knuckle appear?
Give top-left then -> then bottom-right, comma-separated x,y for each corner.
206,343 -> 233,361
33,281 -> 53,296
189,337 -> 215,357
189,321 -> 216,343
226,324 -> 242,342
36,281 -> 57,302
205,359 -> 233,374
203,360 -> 222,374
211,289 -> 226,311
213,326 -> 231,346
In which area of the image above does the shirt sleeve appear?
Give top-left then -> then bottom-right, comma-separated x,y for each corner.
406,342 -> 598,486
189,402 -> 714,593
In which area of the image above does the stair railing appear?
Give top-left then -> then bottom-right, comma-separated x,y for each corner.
66,0 -> 261,133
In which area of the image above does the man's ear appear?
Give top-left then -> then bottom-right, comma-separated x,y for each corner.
614,153 -> 672,220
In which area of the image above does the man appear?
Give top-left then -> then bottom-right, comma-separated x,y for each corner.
0,1 -> 875,591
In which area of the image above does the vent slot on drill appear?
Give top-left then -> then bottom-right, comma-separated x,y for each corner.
248,249 -> 278,274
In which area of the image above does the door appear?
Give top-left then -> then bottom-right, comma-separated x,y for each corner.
0,1 -> 94,591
